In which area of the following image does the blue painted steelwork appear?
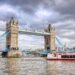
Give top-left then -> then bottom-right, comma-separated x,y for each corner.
19,30 -> 50,36
23,49 -> 51,56
0,31 -> 10,52
56,36 -> 65,51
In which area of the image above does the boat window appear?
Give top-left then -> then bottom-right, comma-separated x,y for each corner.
70,56 -> 72,58
62,55 -> 66,58
64,55 -> 66,58
73,55 -> 75,58
66,55 -> 69,58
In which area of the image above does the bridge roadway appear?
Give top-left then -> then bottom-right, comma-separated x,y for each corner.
19,29 -> 50,36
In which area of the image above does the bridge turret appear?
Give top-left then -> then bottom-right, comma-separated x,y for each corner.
44,24 -> 56,52
6,17 -> 19,51
9,17 -> 18,25
2,17 -> 22,57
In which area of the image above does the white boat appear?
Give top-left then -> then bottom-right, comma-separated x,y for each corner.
47,53 -> 75,60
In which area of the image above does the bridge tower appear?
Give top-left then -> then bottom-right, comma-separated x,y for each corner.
44,24 -> 56,52
6,17 -> 18,51
2,17 -> 22,57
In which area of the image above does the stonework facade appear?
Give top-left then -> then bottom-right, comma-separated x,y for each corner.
6,17 -> 19,51
44,24 -> 56,51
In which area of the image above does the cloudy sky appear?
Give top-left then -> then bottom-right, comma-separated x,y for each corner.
0,0 -> 75,50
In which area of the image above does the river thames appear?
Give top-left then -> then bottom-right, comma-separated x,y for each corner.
0,57 -> 75,75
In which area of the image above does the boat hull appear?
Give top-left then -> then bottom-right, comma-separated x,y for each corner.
47,58 -> 75,60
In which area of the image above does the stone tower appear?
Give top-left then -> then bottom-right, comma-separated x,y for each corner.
44,24 -> 56,52
2,17 -> 22,57
6,17 -> 18,51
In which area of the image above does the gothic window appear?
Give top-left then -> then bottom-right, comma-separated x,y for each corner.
47,47 -> 50,49
7,45 -> 10,49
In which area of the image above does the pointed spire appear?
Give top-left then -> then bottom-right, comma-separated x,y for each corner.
9,17 -> 18,25
48,24 -> 52,31
48,24 -> 51,28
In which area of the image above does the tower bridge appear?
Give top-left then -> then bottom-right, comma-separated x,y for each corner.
1,17 -> 56,57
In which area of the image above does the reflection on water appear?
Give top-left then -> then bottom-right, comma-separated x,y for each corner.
47,60 -> 75,75
0,58 -> 47,75
0,58 -> 75,75
6,58 -> 21,75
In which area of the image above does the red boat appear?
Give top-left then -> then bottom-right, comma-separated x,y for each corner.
47,53 -> 75,60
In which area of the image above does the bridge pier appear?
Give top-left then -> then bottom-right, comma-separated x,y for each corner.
44,24 -> 56,52
2,17 -> 22,57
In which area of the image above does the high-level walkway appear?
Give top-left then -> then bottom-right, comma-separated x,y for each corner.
19,29 -> 50,36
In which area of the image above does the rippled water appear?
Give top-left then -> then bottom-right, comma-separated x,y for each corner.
0,57 -> 75,75
47,60 -> 75,75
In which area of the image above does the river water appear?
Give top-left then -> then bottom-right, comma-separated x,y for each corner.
0,57 -> 75,75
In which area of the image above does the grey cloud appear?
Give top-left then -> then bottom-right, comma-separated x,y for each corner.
1,0 -> 75,17
0,0 -> 75,48
54,0 -> 75,15
0,0 -> 43,15
0,0 -> 75,23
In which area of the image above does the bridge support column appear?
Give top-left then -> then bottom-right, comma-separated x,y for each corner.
2,17 -> 22,57
44,24 -> 56,52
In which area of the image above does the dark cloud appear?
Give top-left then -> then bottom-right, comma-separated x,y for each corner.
0,0 -> 75,48
54,0 -> 75,15
0,0 -> 75,16
0,0 -> 75,22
